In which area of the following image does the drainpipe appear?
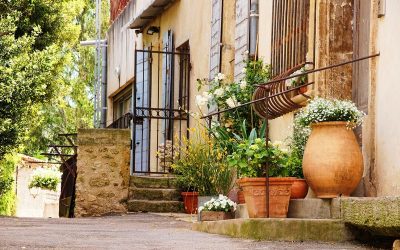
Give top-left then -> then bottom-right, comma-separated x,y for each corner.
100,42 -> 108,128
218,0 -> 224,73
249,0 -> 259,59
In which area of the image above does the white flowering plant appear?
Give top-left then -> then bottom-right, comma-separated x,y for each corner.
28,167 -> 62,192
196,59 -> 271,138
199,194 -> 237,213
295,98 -> 365,129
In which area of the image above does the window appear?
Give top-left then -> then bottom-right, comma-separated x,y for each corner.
271,0 -> 310,76
177,41 -> 190,112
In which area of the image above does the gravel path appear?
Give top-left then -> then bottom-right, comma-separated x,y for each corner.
0,213 -> 377,250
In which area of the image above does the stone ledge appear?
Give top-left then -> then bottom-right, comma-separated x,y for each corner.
341,197 -> 400,237
77,129 -> 131,146
193,218 -> 355,242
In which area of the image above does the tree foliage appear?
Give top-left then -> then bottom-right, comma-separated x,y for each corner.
0,0 -> 110,158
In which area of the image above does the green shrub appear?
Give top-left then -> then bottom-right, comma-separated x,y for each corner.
0,154 -> 19,216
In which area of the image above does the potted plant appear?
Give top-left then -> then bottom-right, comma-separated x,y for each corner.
296,98 -> 365,198
285,66 -> 308,95
227,123 -> 293,218
199,194 -> 237,221
172,129 -> 235,214
28,167 -> 62,192
284,152 -> 308,199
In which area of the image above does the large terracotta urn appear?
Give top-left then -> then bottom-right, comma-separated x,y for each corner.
238,177 -> 292,218
302,122 -> 363,198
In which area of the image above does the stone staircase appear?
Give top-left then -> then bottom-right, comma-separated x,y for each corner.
127,175 -> 184,213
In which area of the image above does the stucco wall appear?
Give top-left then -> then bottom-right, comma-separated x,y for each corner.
374,0 -> 400,196
16,157 -> 60,218
75,129 -> 130,217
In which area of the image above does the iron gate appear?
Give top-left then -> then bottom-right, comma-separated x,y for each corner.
131,42 -> 190,175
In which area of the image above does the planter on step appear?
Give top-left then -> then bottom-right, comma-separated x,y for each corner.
302,121 -> 363,198
200,211 -> 234,221
181,192 -> 198,214
290,178 -> 308,199
238,177 -> 292,218
237,190 -> 245,204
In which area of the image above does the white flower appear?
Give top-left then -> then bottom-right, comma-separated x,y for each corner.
195,95 -> 208,107
217,73 -> 226,80
218,194 -> 224,200
226,96 -> 239,108
214,88 -> 224,97
239,80 -> 247,90
198,206 -> 204,212
202,91 -> 213,100
242,68 -> 247,73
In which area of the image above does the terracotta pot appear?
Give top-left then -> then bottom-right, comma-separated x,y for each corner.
200,211 -> 235,221
237,190 -> 245,204
181,192 -> 199,214
290,179 -> 308,199
303,121 -> 363,198
238,177 -> 292,218
298,86 -> 308,94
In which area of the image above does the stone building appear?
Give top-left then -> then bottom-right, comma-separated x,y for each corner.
89,0 -> 399,210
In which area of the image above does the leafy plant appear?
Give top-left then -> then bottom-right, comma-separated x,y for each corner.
172,129 -> 235,196
227,121 -> 289,178
196,59 -> 271,136
199,194 -> 237,213
28,167 -> 62,192
295,98 -> 365,128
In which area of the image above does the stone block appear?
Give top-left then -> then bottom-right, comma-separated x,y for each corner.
341,197 -> 400,237
288,198 -> 340,219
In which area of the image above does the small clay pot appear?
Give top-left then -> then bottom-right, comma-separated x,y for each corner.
237,190 -> 245,204
290,179 -> 308,199
181,192 -> 198,214
298,86 -> 308,94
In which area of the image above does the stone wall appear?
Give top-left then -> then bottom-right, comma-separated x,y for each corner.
75,129 -> 130,217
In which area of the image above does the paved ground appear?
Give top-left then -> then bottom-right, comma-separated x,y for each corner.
0,213 -> 378,250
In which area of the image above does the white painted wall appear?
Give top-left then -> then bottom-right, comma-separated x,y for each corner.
375,0 -> 400,196
16,165 -> 60,218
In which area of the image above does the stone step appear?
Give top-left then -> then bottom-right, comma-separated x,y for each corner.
128,200 -> 184,213
193,218 -> 355,242
130,176 -> 178,189
288,198 -> 340,219
129,187 -> 181,201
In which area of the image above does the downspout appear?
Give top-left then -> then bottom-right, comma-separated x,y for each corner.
249,0 -> 259,59
100,41 -> 108,128
218,0 -> 224,73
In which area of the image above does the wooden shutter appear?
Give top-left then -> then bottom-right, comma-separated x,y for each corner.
162,30 -> 174,141
234,0 -> 250,81
209,0 -> 223,79
134,50 -> 151,172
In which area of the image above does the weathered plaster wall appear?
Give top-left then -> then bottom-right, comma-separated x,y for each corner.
374,0 -> 400,196
75,129 -> 130,217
